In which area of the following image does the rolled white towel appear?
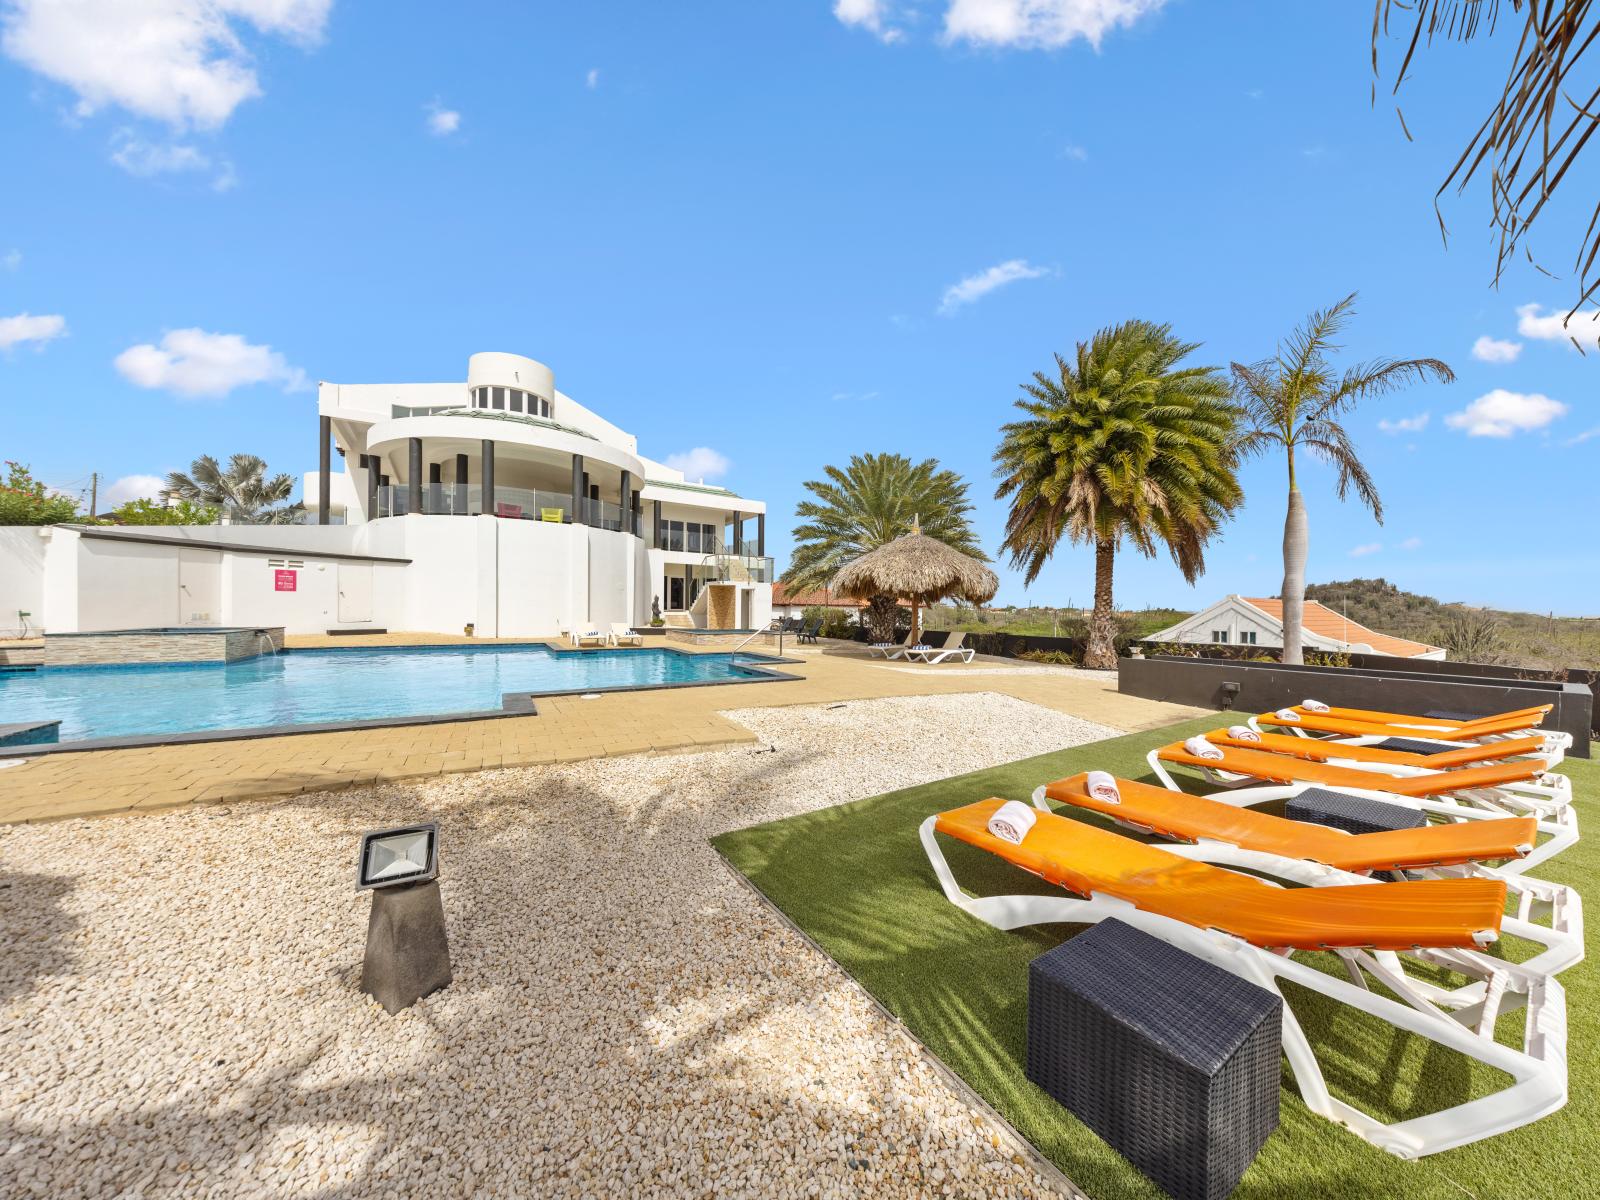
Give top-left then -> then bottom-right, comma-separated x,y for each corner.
987,800 -> 1037,845
1183,735 -> 1225,761
1303,698 -> 1330,713
1274,707 -> 1300,722
1226,724 -> 1262,742
1085,770 -> 1121,805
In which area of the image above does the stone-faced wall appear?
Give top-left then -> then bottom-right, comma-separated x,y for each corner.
43,627 -> 286,667
706,583 -> 736,630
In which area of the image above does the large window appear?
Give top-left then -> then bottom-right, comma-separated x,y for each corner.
1212,629 -> 1230,644
1241,631 -> 1257,645
509,390 -> 523,413
491,386 -> 505,410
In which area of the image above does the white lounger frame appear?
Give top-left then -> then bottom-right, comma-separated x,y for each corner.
903,645 -> 976,665
1147,749 -> 1577,835
1028,787 -> 1584,974
920,816 -> 1569,1158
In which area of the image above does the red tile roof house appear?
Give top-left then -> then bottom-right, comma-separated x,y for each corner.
771,584 -> 910,624
1145,594 -> 1446,660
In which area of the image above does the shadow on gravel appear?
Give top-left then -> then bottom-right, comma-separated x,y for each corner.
0,871 -> 78,1005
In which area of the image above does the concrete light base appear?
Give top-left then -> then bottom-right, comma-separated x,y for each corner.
361,879 -> 453,1014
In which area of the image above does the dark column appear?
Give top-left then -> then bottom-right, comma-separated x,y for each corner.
732,511 -> 744,555
427,462 -> 442,515
652,499 -> 661,548
454,453 -> 468,515
407,438 -> 423,515
361,454 -> 379,520
571,455 -> 585,524
619,471 -> 632,534
318,415 -> 331,525
757,513 -> 765,557
481,440 -> 495,515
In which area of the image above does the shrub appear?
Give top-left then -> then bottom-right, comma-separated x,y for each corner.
1304,650 -> 1352,669
1019,649 -> 1079,666
0,461 -> 79,525
110,498 -> 218,526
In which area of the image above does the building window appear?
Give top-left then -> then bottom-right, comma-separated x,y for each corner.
667,520 -> 684,552
1241,631 -> 1257,645
1212,629 -> 1229,644
491,386 -> 505,410
509,390 -> 523,413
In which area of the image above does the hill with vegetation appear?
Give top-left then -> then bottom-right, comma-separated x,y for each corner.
1306,578 -> 1600,671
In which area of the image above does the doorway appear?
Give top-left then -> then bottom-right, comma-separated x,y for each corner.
338,563 -> 373,623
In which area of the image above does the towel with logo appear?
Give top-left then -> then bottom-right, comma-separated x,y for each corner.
1183,735 -> 1225,761
1226,724 -> 1262,742
1085,771 -> 1121,804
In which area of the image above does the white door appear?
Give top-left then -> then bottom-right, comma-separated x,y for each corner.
178,548 -> 222,624
338,563 -> 373,623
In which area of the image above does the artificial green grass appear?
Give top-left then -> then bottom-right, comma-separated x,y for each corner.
712,714 -> 1596,1200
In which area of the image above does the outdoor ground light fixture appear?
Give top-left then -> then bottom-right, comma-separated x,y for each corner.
356,823 -> 452,1014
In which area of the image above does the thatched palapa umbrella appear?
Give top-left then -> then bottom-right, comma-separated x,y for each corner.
831,518 -> 998,645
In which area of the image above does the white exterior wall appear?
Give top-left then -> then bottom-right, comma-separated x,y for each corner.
0,528 -> 46,636
78,539 -> 183,629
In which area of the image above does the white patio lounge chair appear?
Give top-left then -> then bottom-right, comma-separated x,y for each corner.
609,623 -> 644,646
903,631 -> 975,664
866,630 -> 918,659
923,798 -> 1568,1157
567,628 -> 606,648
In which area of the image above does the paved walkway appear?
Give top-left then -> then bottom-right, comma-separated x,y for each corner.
0,634 -> 1204,824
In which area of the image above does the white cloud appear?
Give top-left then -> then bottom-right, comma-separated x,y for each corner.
1515,303 -> 1600,344
1060,143 -> 1088,161
1471,335 -> 1522,364
425,100 -> 460,136
1398,536 -> 1423,551
938,258 -> 1051,314
834,0 -> 904,42
113,327 -> 306,398
943,0 -> 1166,48
663,446 -> 731,483
1377,412 -> 1429,434
1349,542 -> 1382,558
103,473 -> 166,507
585,67 -> 599,89
0,0 -> 332,130
0,311 -> 66,350
1564,427 -> 1600,447
1445,389 -> 1568,438
110,131 -> 208,175
1,248 -> 19,271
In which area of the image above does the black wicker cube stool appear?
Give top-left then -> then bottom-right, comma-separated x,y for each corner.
1284,787 -> 1426,837
1026,919 -> 1280,1200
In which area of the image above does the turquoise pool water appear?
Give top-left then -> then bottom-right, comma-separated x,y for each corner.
0,645 -> 778,745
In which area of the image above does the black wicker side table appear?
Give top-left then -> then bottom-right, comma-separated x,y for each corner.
1285,787 -> 1426,837
1026,919 -> 1281,1200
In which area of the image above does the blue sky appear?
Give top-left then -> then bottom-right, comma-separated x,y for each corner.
2,1 -> 1596,614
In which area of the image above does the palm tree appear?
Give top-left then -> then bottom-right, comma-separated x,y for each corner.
993,320 -> 1242,670
162,454 -> 303,525
783,453 -> 986,641
1231,294 -> 1453,665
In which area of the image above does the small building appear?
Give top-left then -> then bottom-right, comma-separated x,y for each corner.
1145,594 -> 1446,660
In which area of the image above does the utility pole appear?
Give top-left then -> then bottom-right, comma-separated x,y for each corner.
88,472 -> 97,517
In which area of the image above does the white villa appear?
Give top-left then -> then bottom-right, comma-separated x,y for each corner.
1146,594 -> 1447,660
1,352 -> 772,638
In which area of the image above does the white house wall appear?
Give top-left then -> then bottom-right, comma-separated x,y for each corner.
0,528 -> 46,636
78,539 -> 182,630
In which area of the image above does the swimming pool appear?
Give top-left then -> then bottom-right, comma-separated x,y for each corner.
0,644 -> 792,747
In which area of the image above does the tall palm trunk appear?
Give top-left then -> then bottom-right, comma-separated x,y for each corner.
1084,537 -> 1118,669
1280,449 -> 1308,666
865,594 -> 899,642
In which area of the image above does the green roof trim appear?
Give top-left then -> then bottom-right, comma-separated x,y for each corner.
438,408 -> 599,441
644,478 -> 738,497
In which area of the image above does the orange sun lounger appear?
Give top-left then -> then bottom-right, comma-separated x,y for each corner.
1209,727 -> 1552,771
1256,704 -> 1561,747
1038,772 -> 1537,873
919,798 -> 1569,1155
1150,738 -> 1571,814
931,797 -> 1505,951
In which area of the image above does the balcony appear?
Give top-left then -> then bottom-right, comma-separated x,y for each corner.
375,485 -> 641,535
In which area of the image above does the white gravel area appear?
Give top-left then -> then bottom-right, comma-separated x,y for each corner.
1,693 -> 1119,1199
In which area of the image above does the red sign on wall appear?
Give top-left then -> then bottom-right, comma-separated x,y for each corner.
274,569 -> 298,592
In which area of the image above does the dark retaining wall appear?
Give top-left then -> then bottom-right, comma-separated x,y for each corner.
1119,655 -> 1591,758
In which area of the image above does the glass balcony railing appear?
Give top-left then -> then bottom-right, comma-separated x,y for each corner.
374,485 -> 641,535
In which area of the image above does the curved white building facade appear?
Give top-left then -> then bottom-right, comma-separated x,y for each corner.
300,352 -> 772,637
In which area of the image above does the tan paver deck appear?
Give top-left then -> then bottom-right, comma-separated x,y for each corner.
0,633 -> 1204,824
